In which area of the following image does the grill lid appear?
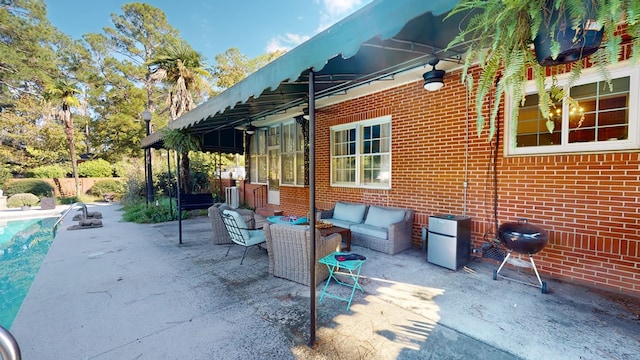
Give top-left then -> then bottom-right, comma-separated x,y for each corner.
498,218 -> 548,254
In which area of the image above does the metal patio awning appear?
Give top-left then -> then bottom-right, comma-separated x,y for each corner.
141,0 -> 470,152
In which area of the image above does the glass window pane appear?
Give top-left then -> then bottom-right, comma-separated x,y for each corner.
258,156 -> 268,183
372,124 -> 380,138
296,122 -> 305,151
372,139 -> 380,153
599,109 -> 627,126
281,154 -> 294,184
268,126 -> 280,146
570,82 -> 596,98
380,138 -> 390,152
296,153 -> 305,185
600,77 -> 630,95
250,155 -> 257,182
282,123 -> 293,152
569,128 -> 595,143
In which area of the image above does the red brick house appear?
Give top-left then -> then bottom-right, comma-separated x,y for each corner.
143,0 -> 640,296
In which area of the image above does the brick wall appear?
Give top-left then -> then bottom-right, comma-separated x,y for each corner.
254,66 -> 640,297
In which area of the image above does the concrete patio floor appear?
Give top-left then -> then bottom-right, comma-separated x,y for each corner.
8,203 -> 640,359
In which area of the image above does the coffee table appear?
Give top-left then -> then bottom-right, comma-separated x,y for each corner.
318,226 -> 351,251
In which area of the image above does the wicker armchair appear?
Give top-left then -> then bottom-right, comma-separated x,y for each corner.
264,223 -> 341,287
208,205 -> 256,245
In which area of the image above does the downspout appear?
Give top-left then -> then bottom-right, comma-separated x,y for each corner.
308,70 -> 317,347
463,79 -> 470,216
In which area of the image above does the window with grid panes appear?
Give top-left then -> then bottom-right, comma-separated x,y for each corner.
330,116 -> 391,188
281,121 -> 305,185
250,129 -> 268,183
509,64 -> 639,155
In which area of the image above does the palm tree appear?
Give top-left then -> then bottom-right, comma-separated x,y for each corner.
147,43 -> 211,193
44,79 -> 81,196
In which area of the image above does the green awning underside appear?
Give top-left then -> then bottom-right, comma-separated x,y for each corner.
142,0 -> 468,153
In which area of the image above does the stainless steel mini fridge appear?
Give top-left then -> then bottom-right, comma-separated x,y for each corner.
427,215 -> 471,270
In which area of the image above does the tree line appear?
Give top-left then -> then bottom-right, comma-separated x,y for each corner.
0,1 -> 283,195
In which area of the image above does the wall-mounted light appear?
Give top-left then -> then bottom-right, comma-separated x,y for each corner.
423,58 -> 445,91
245,122 -> 256,135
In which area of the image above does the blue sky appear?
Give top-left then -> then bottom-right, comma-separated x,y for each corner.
46,0 -> 372,61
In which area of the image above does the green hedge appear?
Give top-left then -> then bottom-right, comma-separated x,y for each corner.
90,179 -> 125,197
78,159 -> 113,178
7,193 -> 40,207
5,179 -> 54,197
25,165 -> 68,178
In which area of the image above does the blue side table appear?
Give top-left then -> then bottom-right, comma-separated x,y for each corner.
318,252 -> 366,310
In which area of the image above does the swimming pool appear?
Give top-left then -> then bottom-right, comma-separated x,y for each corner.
0,217 -> 58,329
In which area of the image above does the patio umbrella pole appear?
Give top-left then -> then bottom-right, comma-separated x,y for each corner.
308,70 -> 317,347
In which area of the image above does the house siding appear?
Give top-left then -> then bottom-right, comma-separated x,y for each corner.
271,67 -> 640,296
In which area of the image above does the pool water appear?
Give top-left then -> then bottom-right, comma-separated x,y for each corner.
0,217 -> 58,329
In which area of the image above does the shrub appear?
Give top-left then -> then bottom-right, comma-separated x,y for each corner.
78,159 -> 113,178
25,164 -> 68,178
0,167 -> 11,188
156,171 -> 177,197
121,197 -> 180,223
90,179 -> 125,197
5,179 -> 54,197
112,161 -> 128,178
7,193 -> 40,208
190,170 -> 210,192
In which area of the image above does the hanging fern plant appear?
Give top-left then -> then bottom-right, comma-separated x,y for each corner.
446,0 -> 640,140
161,128 -> 201,194
161,128 -> 201,153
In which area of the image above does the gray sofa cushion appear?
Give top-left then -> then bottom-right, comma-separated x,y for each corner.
364,206 -> 406,229
333,202 -> 367,223
350,223 -> 388,240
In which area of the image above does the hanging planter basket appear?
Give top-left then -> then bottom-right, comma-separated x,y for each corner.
533,1 -> 604,67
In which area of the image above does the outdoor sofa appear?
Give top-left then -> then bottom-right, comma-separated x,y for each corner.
319,201 -> 414,255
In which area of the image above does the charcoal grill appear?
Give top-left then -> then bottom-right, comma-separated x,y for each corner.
493,218 -> 549,294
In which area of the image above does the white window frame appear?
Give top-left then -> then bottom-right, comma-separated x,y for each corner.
506,62 -> 640,156
280,120 -> 305,186
250,121 -> 305,187
330,115 -> 392,189
250,129 -> 268,184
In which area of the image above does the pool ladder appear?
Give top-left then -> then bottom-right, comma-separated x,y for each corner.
53,202 -> 88,228
0,325 -> 21,360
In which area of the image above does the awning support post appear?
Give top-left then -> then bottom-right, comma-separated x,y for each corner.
177,151 -> 183,244
308,70 -> 317,347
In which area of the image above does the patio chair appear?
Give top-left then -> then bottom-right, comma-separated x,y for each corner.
263,223 -> 341,287
221,209 -> 265,264
208,205 -> 256,245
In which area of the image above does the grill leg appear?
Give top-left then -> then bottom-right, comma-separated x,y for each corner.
529,254 -> 544,288
495,251 -> 512,275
